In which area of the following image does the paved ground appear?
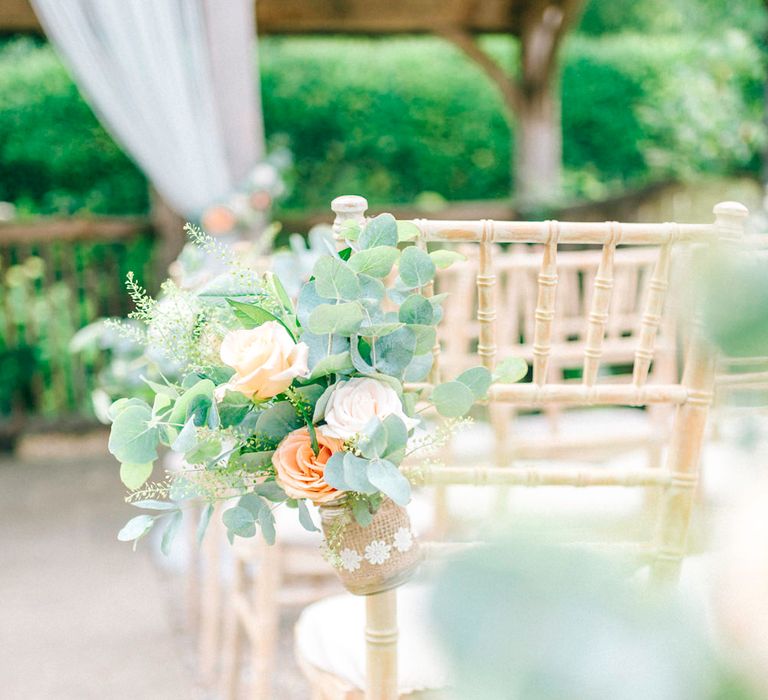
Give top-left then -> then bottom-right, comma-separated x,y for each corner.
0,431 -> 318,699
0,435 -> 204,700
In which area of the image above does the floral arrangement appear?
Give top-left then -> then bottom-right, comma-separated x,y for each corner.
200,149 -> 289,238
106,212 -> 524,585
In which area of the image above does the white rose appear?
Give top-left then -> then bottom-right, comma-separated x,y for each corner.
219,321 -> 309,400
322,377 -> 419,440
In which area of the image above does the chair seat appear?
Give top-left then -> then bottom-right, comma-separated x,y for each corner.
296,558 -> 717,698
295,584 -> 452,695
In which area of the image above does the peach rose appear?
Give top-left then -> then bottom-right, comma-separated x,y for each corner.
220,322 -> 309,400
322,377 -> 419,440
202,205 -> 237,235
273,427 -> 344,504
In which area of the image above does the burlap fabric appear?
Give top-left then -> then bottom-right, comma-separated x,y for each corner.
320,497 -> 422,595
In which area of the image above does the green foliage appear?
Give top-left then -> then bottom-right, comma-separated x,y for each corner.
431,380 -> 476,418
0,39 -> 148,215
398,247 -> 436,288
3,32 -> 762,216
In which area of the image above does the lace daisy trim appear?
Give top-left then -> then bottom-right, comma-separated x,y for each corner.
334,527 -> 415,572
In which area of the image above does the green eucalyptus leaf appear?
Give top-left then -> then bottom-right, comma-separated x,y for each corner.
293,383 -> 326,409
457,366 -> 493,399
358,274 -> 386,303
120,462 -> 153,491
253,480 -> 288,502
298,500 -> 319,532
430,249 -> 467,269
142,378 -> 180,398
494,356 -> 529,384
343,453 -> 378,494
308,352 -> 354,380
130,499 -> 178,511
404,353 -> 434,382
382,414 -> 409,464
399,246 -> 436,288
184,436 -> 221,464
367,458 -> 411,505
302,331 -> 350,367
255,401 -> 302,441
410,325 -> 437,354
227,299 -> 296,340
172,417 -> 197,453
218,391 -> 253,428
222,506 -> 256,539
360,213 -> 398,249
234,450 -> 276,470
358,417 -> 388,459
323,452 -> 350,491
108,403 -> 159,464
351,498 -> 375,526
396,220 -> 420,242
258,506 -> 277,545
160,510 -> 183,556
350,336 -> 377,375
313,256 -> 361,300
197,503 -> 214,544
359,322 -> 405,338
312,382 -> 338,423
169,379 -> 215,430
432,380 -> 476,418
399,295 -> 435,325
297,281 -> 333,327
308,302 -> 364,336
429,293 -> 449,323
240,492 -> 268,517
117,514 -> 155,542
373,327 -> 416,378
265,270 -> 294,314
348,246 -> 400,278
108,397 -> 150,422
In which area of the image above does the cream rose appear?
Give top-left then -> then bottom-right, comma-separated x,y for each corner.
322,377 -> 418,440
273,427 -> 344,504
219,322 -> 309,400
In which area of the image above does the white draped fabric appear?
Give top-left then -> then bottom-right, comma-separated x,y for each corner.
31,0 -> 264,219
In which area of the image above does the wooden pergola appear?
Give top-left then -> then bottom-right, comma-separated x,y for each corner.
2,0 -> 584,208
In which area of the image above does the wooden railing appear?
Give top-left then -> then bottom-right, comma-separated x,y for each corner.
0,216 -> 157,429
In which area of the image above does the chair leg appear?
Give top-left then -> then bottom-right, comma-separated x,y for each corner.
184,500 -> 201,633
220,557 -> 246,700
365,589 -> 398,700
650,334 -> 714,585
199,503 -> 223,686
249,540 -> 282,700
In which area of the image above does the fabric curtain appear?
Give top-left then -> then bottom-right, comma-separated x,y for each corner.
31,0 -> 264,219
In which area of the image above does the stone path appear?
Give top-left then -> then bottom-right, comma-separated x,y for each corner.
0,445 -> 204,700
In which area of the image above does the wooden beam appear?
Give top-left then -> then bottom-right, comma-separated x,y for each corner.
0,216 -> 150,244
2,0 -> 528,35
437,27 -> 521,113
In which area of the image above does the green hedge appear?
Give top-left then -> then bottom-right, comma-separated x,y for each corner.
0,32 -> 763,216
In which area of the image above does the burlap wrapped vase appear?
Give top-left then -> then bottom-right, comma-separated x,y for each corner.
320,497 -> 422,595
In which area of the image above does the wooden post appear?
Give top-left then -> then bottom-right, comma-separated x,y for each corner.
331,194 -> 368,239
251,539 -> 282,700
199,503 -> 224,686
365,590 -> 398,700
149,187 -> 186,275
439,0 -> 585,210
650,202 -> 748,585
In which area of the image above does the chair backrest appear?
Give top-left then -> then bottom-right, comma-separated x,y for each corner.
437,243 -> 676,384
329,195 -> 749,700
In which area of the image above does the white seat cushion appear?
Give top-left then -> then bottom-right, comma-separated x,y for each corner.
295,584 -> 452,694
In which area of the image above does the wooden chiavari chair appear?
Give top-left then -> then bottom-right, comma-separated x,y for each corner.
292,196 -> 748,700
434,242 -> 677,528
